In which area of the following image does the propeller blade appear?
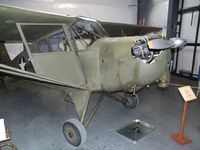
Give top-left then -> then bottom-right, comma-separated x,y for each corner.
169,37 -> 187,48
147,39 -> 174,50
147,38 -> 187,51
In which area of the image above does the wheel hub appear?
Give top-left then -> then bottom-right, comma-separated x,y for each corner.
68,130 -> 75,139
65,128 -> 76,142
63,118 -> 87,147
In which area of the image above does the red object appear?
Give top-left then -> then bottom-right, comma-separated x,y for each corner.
170,102 -> 192,145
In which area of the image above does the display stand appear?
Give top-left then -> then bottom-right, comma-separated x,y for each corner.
170,86 -> 196,145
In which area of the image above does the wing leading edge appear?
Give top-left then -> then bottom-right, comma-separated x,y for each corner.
100,21 -> 162,37
0,4 -> 76,41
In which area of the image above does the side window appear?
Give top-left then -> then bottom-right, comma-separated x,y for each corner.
20,24 -> 71,53
48,32 -> 70,52
70,25 -> 95,51
69,19 -> 107,51
38,40 -> 49,53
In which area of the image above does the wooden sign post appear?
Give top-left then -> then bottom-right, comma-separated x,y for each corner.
170,86 -> 196,145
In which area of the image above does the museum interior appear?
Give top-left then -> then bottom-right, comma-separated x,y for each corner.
0,0 -> 199,149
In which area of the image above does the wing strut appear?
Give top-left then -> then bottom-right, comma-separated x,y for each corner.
0,63 -> 87,90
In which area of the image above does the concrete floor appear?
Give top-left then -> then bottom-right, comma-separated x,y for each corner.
0,76 -> 200,150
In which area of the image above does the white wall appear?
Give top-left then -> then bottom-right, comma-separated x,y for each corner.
146,0 -> 169,27
138,0 -> 169,28
175,0 -> 200,75
183,0 -> 200,8
0,0 -> 138,24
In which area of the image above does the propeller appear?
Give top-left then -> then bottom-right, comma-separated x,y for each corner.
169,37 -> 187,49
147,38 -> 187,51
131,37 -> 187,64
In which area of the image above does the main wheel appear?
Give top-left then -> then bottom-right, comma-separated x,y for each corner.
63,119 -> 87,147
123,93 -> 139,109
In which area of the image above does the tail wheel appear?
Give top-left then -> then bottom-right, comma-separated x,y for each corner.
63,119 -> 87,147
122,93 -> 139,109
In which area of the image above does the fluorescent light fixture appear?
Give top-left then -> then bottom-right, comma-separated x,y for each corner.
53,3 -> 76,9
34,0 -> 55,2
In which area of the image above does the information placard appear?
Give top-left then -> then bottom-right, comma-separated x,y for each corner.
178,86 -> 197,102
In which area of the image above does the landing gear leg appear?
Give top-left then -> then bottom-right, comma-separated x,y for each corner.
122,93 -> 140,109
107,92 -> 140,109
63,92 -> 105,147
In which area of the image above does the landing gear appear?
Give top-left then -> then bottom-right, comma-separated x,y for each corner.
63,119 -> 87,147
62,92 -> 139,147
107,92 -> 140,109
63,93 -> 105,147
122,93 -> 139,109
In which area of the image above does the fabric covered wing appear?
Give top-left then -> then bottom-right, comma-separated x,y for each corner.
100,21 -> 162,37
0,4 -> 76,41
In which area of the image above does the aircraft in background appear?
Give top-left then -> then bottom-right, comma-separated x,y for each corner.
0,4 -> 186,147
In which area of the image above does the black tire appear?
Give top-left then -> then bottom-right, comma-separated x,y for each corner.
123,94 -> 139,109
63,119 -> 87,147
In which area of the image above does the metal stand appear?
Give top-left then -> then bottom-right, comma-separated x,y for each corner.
172,4 -> 200,79
196,66 -> 200,96
170,102 -> 192,144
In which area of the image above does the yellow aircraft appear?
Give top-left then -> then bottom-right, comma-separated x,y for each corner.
0,4 -> 186,147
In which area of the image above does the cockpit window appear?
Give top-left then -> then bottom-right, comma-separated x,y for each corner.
69,18 -> 107,50
20,24 -> 71,53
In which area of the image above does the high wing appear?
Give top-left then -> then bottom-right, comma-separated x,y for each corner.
0,4 -> 85,88
0,4 -> 91,121
0,4 -> 76,41
0,4 -> 173,147
0,4 -> 161,40
100,21 -> 162,37
0,4 -> 163,124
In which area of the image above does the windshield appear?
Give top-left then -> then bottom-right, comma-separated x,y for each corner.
69,18 -> 107,50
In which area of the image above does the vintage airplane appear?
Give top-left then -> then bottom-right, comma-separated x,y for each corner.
0,4 -> 186,147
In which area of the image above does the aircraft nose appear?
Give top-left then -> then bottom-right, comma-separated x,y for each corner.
131,39 -> 155,63
131,37 -> 187,64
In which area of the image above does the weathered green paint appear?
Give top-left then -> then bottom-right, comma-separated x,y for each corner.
81,36 -> 171,91
31,52 -> 86,86
0,63 -> 88,90
0,4 -> 76,41
65,88 -> 91,123
0,4 -> 172,123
